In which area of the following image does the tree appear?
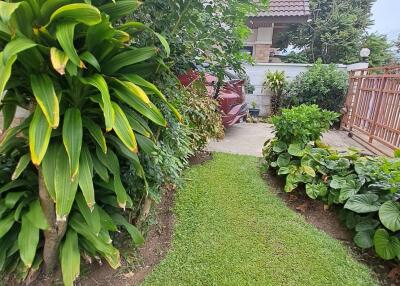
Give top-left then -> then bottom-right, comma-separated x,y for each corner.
277,0 -> 375,64
0,1 -> 179,284
134,0 -> 268,77
363,33 -> 395,67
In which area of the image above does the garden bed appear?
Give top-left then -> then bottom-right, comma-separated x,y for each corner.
78,186 -> 176,286
264,169 -> 400,286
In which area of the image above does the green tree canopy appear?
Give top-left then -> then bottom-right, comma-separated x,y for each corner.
363,33 -> 395,67
278,0 -> 375,64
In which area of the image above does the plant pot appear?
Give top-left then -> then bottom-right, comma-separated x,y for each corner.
249,108 -> 260,117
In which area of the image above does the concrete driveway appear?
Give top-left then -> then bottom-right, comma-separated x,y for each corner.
208,123 -> 371,157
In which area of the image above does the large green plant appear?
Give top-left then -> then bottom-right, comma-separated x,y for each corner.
0,1 -> 180,284
285,61 -> 348,112
264,105 -> 400,263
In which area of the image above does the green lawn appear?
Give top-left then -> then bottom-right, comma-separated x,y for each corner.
143,153 -> 377,286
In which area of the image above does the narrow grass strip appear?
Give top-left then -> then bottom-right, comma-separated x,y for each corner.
144,153 -> 377,286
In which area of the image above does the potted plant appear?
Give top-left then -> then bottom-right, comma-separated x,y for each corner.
249,101 -> 260,117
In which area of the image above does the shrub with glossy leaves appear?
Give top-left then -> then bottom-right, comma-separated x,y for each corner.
0,1 -> 180,284
285,60 -> 348,112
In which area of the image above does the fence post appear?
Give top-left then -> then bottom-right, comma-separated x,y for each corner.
347,71 -> 363,132
368,71 -> 387,143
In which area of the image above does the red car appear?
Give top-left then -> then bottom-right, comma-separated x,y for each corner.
178,71 -> 248,127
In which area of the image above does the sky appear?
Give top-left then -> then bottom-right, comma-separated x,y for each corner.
370,0 -> 400,40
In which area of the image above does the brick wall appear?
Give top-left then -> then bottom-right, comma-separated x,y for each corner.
254,44 -> 270,63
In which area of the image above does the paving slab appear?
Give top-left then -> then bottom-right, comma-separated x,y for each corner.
208,123 -> 372,157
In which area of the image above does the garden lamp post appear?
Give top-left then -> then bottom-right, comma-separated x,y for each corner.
360,48 -> 371,63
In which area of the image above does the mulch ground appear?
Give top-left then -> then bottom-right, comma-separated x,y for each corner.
263,169 -> 400,286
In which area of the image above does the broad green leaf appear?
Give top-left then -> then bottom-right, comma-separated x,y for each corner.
113,30 -> 130,42
111,213 -> 144,246
355,219 -> 380,232
29,107 -> 52,166
354,230 -> 374,249
288,143 -> 304,156
48,3 -> 101,26
5,191 -> 25,208
83,118 -> 107,153
119,80 -> 150,104
85,15 -> 115,50
302,165 -> 315,177
123,107 -> 152,138
78,146 -> 95,209
154,32 -> 170,57
63,108 -> 83,180
113,176 -> 127,209
379,201 -> 400,232
31,74 -> 60,128
1,99 -> 16,131
374,229 -> 400,260
18,215 -> 39,267
25,200 -> 49,230
305,182 -> 327,199
56,22 -> 83,68
92,155 -> 109,182
95,147 -> 119,175
69,213 -> 120,268
0,53 -> 17,103
0,180 -> 26,194
80,75 -> 114,131
99,0 -> 141,20
0,1 -> 21,22
344,194 -> 381,214
41,144 -> 58,200
123,74 -> 182,122
50,47 -> 69,75
136,134 -> 156,154
102,47 -> 157,74
272,141 -> 287,153
98,207 -> 118,232
54,146 -> 79,221
75,192 -> 100,235
11,154 -> 30,180
0,213 -> 14,239
3,37 -> 37,63
80,51 -> 100,71
112,102 -> 138,153
277,153 -> 291,168
61,230 -> 80,286
112,83 -> 166,126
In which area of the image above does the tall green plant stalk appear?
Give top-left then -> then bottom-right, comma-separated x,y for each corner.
0,1 -> 181,284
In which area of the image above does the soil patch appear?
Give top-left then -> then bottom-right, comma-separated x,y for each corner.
263,169 -> 399,286
188,151 -> 213,166
77,186 -> 176,286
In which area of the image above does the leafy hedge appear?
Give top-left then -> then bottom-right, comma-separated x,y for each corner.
264,105 -> 400,262
284,60 -> 348,112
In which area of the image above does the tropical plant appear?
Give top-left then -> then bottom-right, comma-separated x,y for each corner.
264,70 -> 286,115
285,60 -> 348,112
263,105 -> 400,263
0,1 -> 180,284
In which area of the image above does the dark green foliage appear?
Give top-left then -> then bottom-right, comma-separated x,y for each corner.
264,105 -> 400,262
285,61 -> 348,112
277,0 -> 376,64
363,33 -> 396,67
264,71 -> 286,115
271,104 -> 339,145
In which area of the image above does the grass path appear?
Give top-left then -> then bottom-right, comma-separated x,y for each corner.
143,153 -> 377,286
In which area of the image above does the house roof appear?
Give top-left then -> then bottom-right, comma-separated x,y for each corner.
255,0 -> 310,18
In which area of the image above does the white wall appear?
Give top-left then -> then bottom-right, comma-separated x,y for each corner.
245,63 -> 348,116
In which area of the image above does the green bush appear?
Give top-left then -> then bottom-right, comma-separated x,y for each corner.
264,106 -> 400,263
271,104 -> 339,146
285,60 -> 348,112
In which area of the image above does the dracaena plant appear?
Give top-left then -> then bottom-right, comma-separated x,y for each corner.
0,0 -> 180,284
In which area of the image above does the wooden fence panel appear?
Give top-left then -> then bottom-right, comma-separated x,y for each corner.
341,66 -> 400,156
